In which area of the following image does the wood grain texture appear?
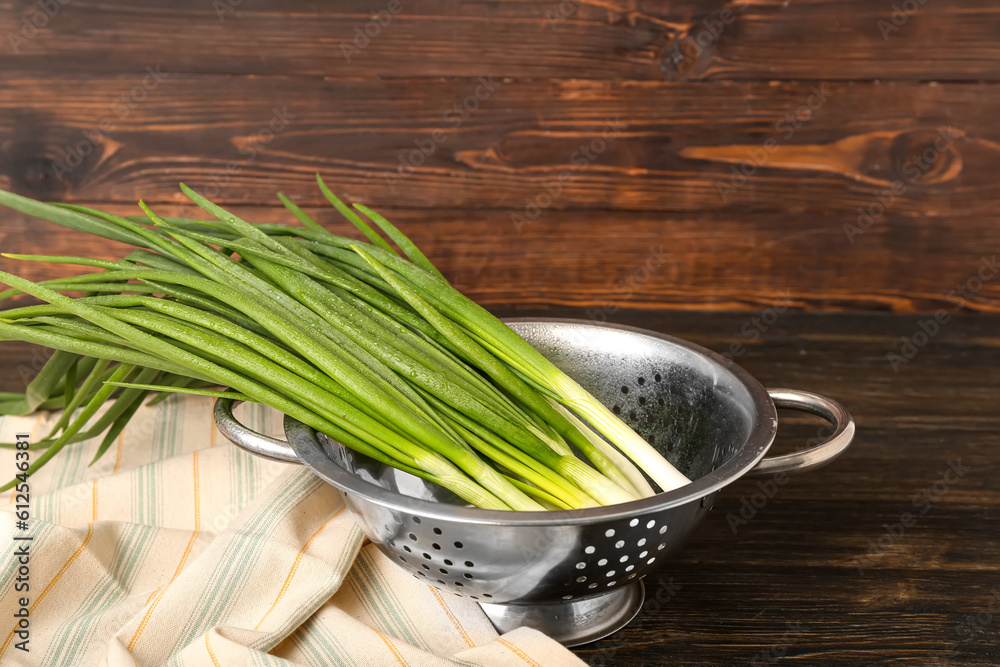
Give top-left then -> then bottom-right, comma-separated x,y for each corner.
3,72 -> 997,314
1,1 -> 997,664
2,76 -> 996,215
544,310 -> 1000,665
3,204 -> 1000,315
1,310 -> 997,664
1,0 -> 999,81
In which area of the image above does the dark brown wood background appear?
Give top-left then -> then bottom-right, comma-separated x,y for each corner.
2,3 -> 1000,665
1,0 -> 999,313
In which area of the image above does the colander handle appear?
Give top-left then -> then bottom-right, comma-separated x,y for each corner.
213,397 -> 301,464
742,388 -> 855,478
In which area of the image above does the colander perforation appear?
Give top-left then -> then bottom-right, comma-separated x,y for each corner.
243,319 -> 827,645
291,320 -> 774,606
218,320 -> 856,645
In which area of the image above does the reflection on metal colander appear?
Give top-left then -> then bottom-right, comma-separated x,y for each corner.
216,319 -> 855,646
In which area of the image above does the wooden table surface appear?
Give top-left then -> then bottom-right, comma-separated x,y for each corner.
1,1 -> 999,663
518,308 -> 998,666
2,308 -> 997,665
3,1 -> 1000,316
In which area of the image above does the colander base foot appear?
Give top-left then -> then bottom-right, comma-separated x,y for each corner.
478,581 -> 645,647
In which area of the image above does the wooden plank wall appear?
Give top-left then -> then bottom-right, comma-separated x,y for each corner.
1,0 -> 998,313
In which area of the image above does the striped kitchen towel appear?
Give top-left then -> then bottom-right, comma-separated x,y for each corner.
0,395 -> 585,666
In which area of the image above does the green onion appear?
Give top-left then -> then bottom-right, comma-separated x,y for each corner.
0,178 -> 691,508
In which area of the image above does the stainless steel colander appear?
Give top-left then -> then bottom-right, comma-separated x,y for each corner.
215,319 -> 855,646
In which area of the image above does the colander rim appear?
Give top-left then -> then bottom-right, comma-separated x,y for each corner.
287,318 -> 779,526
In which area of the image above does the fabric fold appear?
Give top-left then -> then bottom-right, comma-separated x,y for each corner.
0,395 -> 584,666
